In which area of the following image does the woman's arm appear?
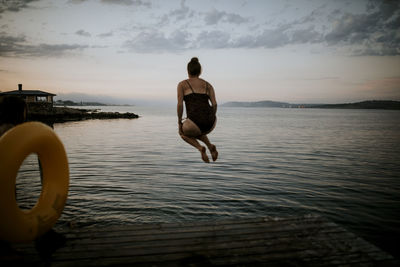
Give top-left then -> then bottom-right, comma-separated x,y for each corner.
177,82 -> 184,133
208,83 -> 217,115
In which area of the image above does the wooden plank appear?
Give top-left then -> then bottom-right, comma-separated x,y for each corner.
63,215 -> 324,239
52,231 -> 390,265
63,215 -> 329,242
51,228 -> 345,260
1,215 -> 398,267
66,214 -> 323,234
59,228 -> 342,254
51,239 -> 393,267
53,227 -> 389,265
58,225 -> 340,251
8,224 -> 393,266
61,220 -> 336,247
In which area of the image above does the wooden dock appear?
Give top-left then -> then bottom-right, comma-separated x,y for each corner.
1,215 -> 398,266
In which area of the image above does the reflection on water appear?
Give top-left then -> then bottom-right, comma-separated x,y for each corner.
16,154 -> 42,210
16,106 -> 400,257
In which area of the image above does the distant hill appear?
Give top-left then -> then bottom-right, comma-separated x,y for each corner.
304,100 -> 400,110
222,100 -> 400,110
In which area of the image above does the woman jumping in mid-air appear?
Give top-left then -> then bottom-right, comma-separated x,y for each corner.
177,57 -> 218,163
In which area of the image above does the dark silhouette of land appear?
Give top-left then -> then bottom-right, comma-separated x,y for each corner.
54,100 -> 133,106
222,100 -> 400,110
222,100 -> 290,108
28,103 -> 138,124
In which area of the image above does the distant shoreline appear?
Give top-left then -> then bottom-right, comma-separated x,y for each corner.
221,100 -> 400,110
54,100 -> 134,107
28,104 -> 139,124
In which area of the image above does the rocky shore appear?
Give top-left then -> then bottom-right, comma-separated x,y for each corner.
27,103 -> 138,123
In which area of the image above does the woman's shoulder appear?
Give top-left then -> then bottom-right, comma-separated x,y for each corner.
178,79 -> 189,87
200,78 -> 213,89
197,78 -> 209,85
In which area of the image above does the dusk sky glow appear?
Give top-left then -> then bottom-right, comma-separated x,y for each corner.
0,0 -> 399,105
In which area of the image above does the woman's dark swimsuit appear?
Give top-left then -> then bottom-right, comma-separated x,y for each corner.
183,80 -> 216,134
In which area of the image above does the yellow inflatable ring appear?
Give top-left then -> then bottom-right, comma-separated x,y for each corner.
0,122 -> 69,242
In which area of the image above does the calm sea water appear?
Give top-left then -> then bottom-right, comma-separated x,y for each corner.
16,106 -> 400,257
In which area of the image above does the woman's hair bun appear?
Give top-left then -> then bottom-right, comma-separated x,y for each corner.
187,57 -> 201,76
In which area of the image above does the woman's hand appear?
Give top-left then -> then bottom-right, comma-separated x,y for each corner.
178,121 -> 183,135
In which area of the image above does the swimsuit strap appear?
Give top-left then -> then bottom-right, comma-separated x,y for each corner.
186,80 -> 195,94
205,81 -> 209,95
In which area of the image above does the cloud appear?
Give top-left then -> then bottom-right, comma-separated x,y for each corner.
97,31 -> 113,38
76,29 -> 91,37
291,27 -> 322,44
119,1 -> 398,56
68,0 -> 86,3
204,8 -> 248,25
161,0 -> 193,23
0,32 -> 88,57
204,9 -> 226,25
231,1 -> 400,56
162,2 -> 247,27
28,43 -> 89,57
254,27 -> 291,48
196,30 -> 231,49
0,0 -> 39,14
69,0 -> 151,7
123,23 -> 323,53
325,1 -> 400,55
225,12 -> 249,24
124,29 -> 191,53
101,0 -> 151,7
232,24 -> 320,49
232,1 -> 399,56
351,43 -> 400,56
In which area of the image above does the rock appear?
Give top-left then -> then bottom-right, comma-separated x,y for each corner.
27,105 -> 139,123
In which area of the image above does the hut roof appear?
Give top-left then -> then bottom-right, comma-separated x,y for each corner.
0,90 -> 56,96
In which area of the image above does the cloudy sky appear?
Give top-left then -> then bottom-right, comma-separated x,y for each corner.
0,0 -> 399,105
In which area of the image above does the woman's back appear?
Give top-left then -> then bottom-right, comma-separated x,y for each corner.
182,78 -> 208,95
183,79 -> 215,134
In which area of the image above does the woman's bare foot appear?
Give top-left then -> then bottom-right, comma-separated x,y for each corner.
200,147 -> 209,163
210,144 -> 218,162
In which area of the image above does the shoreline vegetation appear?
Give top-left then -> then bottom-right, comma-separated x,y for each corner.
54,100 -> 133,107
28,101 -> 138,124
222,100 -> 400,110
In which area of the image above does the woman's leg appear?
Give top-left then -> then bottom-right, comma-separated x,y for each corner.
180,119 -> 209,163
197,135 -> 218,161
